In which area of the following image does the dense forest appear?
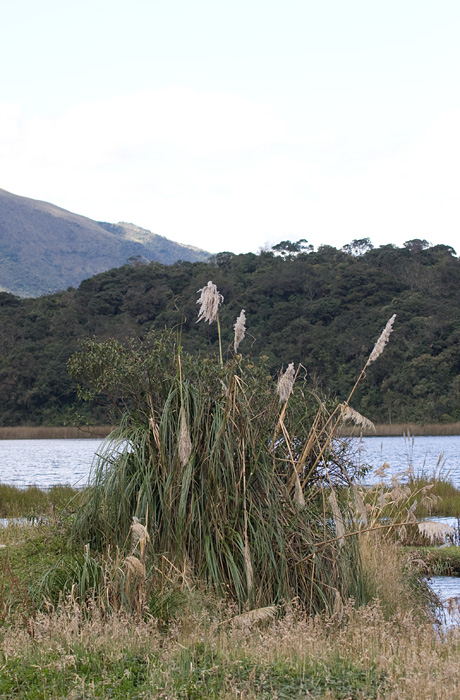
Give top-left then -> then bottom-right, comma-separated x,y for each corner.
0,238 -> 459,426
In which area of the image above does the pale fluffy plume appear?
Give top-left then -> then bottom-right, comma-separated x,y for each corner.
418,521 -> 454,544
131,518 -> 150,552
233,309 -> 246,353
328,490 -> 345,546
196,280 -> 224,324
294,472 -> 306,506
277,363 -> 295,402
178,407 -> 192,467
342,405 -> 375,432
366,314 -> 396,366
124,555 -> 146,578
229,606 -> 277,627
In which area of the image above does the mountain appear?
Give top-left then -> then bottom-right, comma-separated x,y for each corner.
0,188 -> 209,296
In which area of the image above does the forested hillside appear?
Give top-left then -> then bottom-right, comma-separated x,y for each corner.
0,239 -> 459,425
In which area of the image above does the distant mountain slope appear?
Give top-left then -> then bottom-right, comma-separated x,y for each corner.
0,189 -> 209,296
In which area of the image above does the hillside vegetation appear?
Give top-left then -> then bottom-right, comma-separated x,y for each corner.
0,238 -> 459,426
0,188 -> 209,296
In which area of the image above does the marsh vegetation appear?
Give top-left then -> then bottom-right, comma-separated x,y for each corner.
1,285 -> 460,698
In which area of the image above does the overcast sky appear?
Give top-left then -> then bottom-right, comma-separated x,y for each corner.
1,0 -> 459,255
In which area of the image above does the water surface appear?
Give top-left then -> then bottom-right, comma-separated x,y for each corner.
355,435 -> 460,488
0,438 -> 103,488
1,434 -> 460,489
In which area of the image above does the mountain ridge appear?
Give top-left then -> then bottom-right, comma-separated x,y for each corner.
0,188 -> 209,296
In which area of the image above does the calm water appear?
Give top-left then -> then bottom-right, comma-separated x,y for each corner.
356,435 -> 460,488
429,576 -> 460,628
1,434 -> 460,489
0,438 -> 103,488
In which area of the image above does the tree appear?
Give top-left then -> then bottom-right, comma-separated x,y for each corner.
403,239 -> 430,253
342,238 -> 374,256
272,239 -> 313,257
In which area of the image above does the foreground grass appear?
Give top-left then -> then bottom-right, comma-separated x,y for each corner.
0,594 -> 459,699
0,519 -> 456,700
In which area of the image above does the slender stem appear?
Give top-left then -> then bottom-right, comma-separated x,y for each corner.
216,312 -> 223,365
299,519 -> 427,561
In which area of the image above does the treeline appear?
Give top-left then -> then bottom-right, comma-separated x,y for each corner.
0,238 -> 459,426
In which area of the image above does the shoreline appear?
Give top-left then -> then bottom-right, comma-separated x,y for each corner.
0,425 -> 112,440
338,422 -> 460,437
0,422 -> 460,439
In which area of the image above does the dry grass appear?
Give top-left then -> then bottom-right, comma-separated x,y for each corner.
0,595 -> 459,699
0,425 -> 112,440
338,422 -> 460,437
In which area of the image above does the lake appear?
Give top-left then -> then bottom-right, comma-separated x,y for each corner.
1,434 -> 460,489
0,438 -> 103,489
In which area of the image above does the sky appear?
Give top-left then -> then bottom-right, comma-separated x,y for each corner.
1,0 -> 459,255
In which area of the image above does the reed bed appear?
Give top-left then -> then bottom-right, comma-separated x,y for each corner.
338,422 -> 460,437
0,425 -> 111,440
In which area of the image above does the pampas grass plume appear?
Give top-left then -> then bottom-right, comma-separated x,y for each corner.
178,407 -> 192,467
131,519 -> 150,552
294,472 -> 306,506
244,541 -> 254,596
124,555 -> 146,578
418,521 -> 454,544
233,309 -> 246,353
229,606 -> 277,626
196,281 -> 224,324
342,405 -> 375,432
277,363 -> 295,402
366,314 -> 396,366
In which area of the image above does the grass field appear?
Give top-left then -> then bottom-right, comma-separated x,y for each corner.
0,518 -> 458,700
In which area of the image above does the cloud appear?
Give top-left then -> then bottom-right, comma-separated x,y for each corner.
1,91 -> 459,254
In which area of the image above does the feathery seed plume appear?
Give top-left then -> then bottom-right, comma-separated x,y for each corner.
233,309 -> 246,353
124,555 -> 146,578
277,363 -> 295,402
418,521 -> 454,545
131,518 -> 150,552
178,407 -> 192,467
342,406 -> 375,432
366,314 -> 396,367
196,281 -> 224,324
229,606 -> 277,627
294,472 -> 306,506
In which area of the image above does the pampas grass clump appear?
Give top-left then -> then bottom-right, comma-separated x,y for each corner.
68,294 -> 401,614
